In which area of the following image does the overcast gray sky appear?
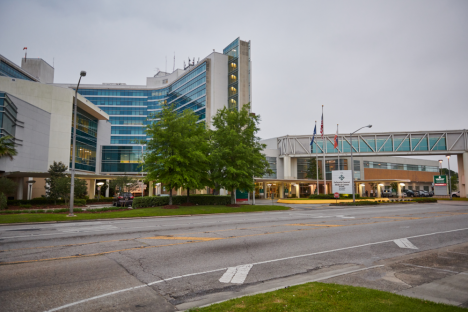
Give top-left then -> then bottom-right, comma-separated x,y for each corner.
1,0 -> 467,171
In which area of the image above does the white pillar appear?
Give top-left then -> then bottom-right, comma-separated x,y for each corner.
377,184 -> 382,198
105,180 -> 110,197
91,179 -> 96,199
284,156 -> 291,179
358,184 -> 363,197
295,184 -> 300,198
16,177 -> 24,200
279,183 -> 284,199
253,189 -> 256,205
27,177 -> 33,200
263,182 -> 267,198
458,153 -> 467,198
177,187 -> 182,195
397,183 -> 402,198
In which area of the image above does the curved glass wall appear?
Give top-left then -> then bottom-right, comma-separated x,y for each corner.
79,61 -> 208,172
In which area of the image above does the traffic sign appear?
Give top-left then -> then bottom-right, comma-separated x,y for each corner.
334,192 -> 339,199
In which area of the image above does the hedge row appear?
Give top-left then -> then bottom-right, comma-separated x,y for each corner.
308,194 -> 361,199
413,198 -> 438,203
133,195 -> 231,208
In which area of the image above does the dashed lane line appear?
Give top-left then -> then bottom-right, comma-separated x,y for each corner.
42,227 -> 468,312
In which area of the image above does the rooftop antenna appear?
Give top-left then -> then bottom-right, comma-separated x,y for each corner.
198,57 -> 200,63
192,57 -> 195,65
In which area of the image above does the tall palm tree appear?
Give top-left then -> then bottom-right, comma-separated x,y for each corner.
0,135 -> 17,160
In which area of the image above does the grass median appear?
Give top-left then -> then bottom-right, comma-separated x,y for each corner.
0,205 -> 290,224
189,282 -> 463,312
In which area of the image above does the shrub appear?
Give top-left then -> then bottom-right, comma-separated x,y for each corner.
290,194 -> 297,198
0,193 -> 7,210
133,195 -> 231,208
19,204 -> 32,208
414,198 -> 437,203
74,199 -> 86,206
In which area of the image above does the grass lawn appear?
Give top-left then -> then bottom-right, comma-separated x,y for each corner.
189,282 -> 463,312
0,205 -> 289,224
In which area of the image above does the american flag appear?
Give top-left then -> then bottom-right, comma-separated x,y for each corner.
320,107 -> 324,138
334,125 -> 338,149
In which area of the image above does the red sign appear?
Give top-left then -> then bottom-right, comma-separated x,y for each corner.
334,192 -> 339,199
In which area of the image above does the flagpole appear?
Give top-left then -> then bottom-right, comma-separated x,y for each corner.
315,121 -> 318,195
337,124 -> 340,170
322,105 -> 326,194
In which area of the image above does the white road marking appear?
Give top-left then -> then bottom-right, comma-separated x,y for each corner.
394,238 -> 418,249
60,225 -> 118,233
219,264 -> 253,284
42,227 -> 468,312
401,263 -> 468,275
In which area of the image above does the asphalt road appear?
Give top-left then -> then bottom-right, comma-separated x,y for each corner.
1,201 -> 467,311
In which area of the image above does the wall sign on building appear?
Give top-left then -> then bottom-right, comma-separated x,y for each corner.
332,170 -> 353,194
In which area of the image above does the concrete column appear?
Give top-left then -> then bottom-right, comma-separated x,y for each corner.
16,177 -> 24,200
279,183 -> 284,199
149,181 -> 154,196
358,184 -> 363,197
295,184 -> 300,198
397,183 -> 402,198
91,179 -> 96,199
263,182 -> 267,198
377,184 -> 382,198
284,156 -> 291,179
458,153 -> 467,198
27,177 -> 33,200
105,180 -> 110,197
253,190 -> 256,205
177,187 -> 182,195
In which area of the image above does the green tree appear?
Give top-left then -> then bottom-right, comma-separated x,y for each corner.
143,104 -> 210,205
55,176 -> 88,206
211,104 -> 271,204
305,158 -> 322,180
0,177 -> 17,210
390,182 -> 398,192
110,175 -> 138,195
441,169 -> 458,191
45,161 -> 68,204
369,182 -> 377,197
0,135 -> 17,160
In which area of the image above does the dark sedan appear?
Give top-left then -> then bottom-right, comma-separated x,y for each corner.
113,192 -> 134,207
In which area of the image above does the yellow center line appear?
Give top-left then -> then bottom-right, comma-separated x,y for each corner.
2,211 -> 466,265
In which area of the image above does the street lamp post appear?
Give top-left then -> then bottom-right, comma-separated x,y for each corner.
96,182 -> 104,200
69,71 -> 86,217
438,160 -> 443,175
350,125 -> 372,203
447,155 -> 452,200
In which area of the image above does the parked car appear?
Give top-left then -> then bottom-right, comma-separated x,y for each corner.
382,190 -> 393,197
400,192 -> 407,197
113,192 -> 134,207
404,190 -> 415,197
452,191 -> 460,198
419,190 -> 429,197
428,191 -> 434,197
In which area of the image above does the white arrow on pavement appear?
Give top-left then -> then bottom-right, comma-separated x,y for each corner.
219,264 -> 253,284
394,238 -> 418,249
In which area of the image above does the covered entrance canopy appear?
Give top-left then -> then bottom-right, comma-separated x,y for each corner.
253,178 -> 411,199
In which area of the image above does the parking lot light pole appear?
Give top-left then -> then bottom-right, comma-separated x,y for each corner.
447,155 -> 452,200
438,160 -> 443,175
350,125 -> 372,203
69,70 -> 86,217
